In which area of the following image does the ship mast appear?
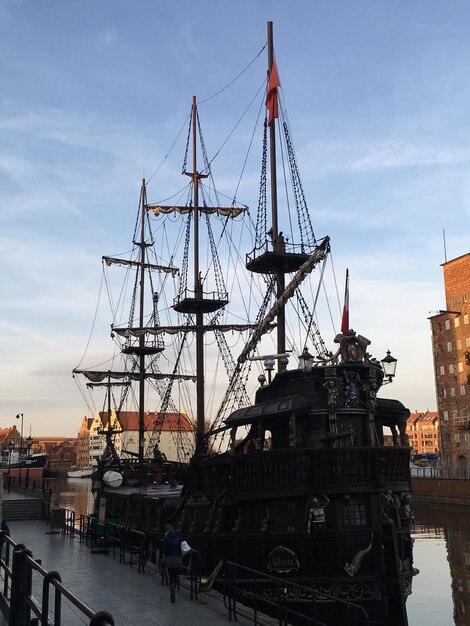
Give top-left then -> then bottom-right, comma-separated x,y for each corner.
138,180 -> 147,486
267,21 -> 286,368
117,178 -> 165,487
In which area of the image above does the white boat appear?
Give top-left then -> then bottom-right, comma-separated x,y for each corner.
67,468 -> 93,479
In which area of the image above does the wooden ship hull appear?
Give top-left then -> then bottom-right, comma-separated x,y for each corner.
100,351 -> 415,625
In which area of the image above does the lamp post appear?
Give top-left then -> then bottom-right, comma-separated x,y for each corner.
16,413 -> 24,487
25,435 -> 33,489
16,413 -> 24,453
7,441 -> 14,492
381,350 -> 398,384
299,347 -> 314,373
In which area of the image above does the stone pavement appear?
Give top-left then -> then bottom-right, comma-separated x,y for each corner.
2,512 -> 258,625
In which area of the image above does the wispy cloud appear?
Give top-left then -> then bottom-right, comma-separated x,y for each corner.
96,29 -> 118,48
299,138 -> 470,177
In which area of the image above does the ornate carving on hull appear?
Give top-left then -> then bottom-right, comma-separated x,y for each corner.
307,495 -> 330,533
323,380 -> 338,408
257,580 -> 381,603
344,534 -> 373,577
267,545 -> 300,574
367,378 -> 379,410
261,505 -> 270,532
343,371 -> 363,408
334,329 -> 371,363
401,492 -> 414,525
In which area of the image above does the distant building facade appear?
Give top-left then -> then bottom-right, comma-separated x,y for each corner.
75,417 -> 94,469
46,439 -> 77,473
406,411 -> 439,455
429,252 -> 470,473
100,410 -> 195,463
70,410 -> 195,467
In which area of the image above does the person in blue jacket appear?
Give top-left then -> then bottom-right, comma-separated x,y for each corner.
161,523 -> 183,602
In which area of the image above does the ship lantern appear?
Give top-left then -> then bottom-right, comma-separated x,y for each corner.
381,350 -> 397,383
299,347 -> 314,373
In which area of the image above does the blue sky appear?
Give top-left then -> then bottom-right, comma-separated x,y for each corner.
1,1 -> 469,436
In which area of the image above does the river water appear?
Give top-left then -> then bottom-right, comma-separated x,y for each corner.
44,477 -> 464,625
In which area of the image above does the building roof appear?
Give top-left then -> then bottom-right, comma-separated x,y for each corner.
99,411 -> 194,433
407,410 -> 439,425
0,426 -> 19,444
441,251 -> 470,267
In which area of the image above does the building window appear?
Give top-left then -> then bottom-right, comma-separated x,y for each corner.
442,389 -> 447,399
443,411 -> 449,421
449,363 -> 454,374
464,314 -> 469,325
456,432 -> 461,443
447,342 -> 453,352
451,387 -> 456,397
445,319 -> 451,330
453,296 -> 459,306
459,362 -> 464,373
455,317 -> 461,328
466,338 -> 470,348
460,385 -> 466,396
453,409 -> 458,419
457,339 -> 462,350
464,293 -> 468,303
439,365 -> 445,375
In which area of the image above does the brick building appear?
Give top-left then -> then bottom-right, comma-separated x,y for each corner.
406,411 -> 439,455
429,252 -> 470,474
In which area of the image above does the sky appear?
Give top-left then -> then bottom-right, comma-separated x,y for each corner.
1,1 -> 469,437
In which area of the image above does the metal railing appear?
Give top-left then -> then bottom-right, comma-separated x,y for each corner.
0,530 -> 114,626
221,561 -> 370,626
411,466 -> 470,479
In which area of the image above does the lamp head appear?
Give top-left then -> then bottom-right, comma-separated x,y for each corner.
381,350 -> 397,383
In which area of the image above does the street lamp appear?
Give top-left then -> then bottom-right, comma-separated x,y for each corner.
16,413 -> 24,487
7,441 -> 14,492
25,436 -> 33,488
381,350 -> 398,384
16,413 -> 24,453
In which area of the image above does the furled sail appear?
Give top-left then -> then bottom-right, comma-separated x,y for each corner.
103,256 -> 178,276
112,324 -> 260,337
73,370 -> 196,383
147,205 -> 246,218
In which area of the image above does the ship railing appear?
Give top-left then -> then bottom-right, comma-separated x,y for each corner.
0,530 -> 114,625
225,447 -> 409,493
221,561 -> 369,626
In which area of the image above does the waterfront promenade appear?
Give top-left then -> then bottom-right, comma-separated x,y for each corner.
0,492 -> 255,626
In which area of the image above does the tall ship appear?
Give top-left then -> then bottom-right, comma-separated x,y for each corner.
74,23 -> 415,625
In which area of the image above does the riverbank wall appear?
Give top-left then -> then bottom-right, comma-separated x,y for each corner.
411,477 -> 470,507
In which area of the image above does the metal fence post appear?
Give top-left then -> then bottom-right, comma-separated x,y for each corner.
89,610 -> 115,626
9,545 -> 32,625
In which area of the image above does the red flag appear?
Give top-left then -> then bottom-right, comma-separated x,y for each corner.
266,60 -> 280,127
341,269 -> 349,334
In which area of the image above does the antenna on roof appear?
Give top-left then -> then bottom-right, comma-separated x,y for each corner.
443,228 -> 447,263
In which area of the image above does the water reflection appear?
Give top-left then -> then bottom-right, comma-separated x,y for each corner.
41,479 -> 470,625
44,476 -> 94,520
406,504 -> 470,626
